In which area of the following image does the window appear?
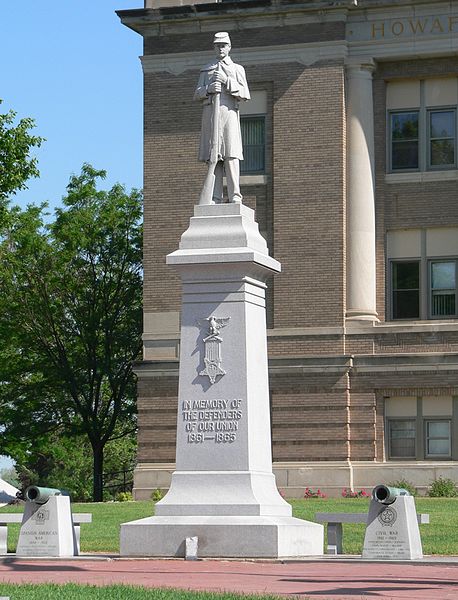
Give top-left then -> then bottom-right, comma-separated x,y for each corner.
391,112 -> 419,170
430,261 -> 457,317
388,419 -> 416,458
391,261 -> 420,319
387,78 -> 458,173
386,396 -> 455,461
390,108 -> 457,172
388,229 -> 458,321
429,110 -> 456,168
425,420 -> 451,457
241,116 -> 265,174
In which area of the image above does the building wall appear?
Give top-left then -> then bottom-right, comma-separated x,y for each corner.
118,0 -> 458,498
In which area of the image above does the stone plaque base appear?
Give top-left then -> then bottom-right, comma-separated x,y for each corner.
16,496 -> 76,557
120,515 -> 323,558
362,496 -> 423,560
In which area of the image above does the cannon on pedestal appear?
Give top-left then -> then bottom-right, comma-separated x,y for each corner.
16,485 -> 76,557
362,483 -> 423,560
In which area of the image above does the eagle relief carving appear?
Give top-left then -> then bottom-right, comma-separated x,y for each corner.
197,316 -> 230,384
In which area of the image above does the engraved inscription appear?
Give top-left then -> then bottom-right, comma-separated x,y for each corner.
348,13 -> 458,42
365,528 -> 407,558
182,398 -> 243,444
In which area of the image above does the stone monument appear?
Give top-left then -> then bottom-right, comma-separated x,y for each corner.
362,484 -> 423,560
16,486 -> 77,557
120,32 -> 323,558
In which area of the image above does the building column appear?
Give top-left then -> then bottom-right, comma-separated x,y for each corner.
345,58 -> 379,322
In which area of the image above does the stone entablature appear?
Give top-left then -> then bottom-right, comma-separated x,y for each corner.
119,0 -> 458,50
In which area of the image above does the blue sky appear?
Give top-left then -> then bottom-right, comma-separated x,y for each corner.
0,1 -> 143,473
1,1 -> 143,213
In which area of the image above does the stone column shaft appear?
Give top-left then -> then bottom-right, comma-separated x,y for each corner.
346,59 -> 378,322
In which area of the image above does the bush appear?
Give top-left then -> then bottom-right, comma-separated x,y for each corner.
304,487 -> 326,499
428,477 -> 458,497
388,479 -> 418,496
116,491 -> 133,502
342,488 -> 369,498
151,488 -> 164,502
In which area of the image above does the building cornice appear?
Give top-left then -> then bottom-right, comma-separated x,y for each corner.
117,1 -> 355,36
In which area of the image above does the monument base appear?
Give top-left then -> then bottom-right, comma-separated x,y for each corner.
154,470 -> 292,516
120,515 -> 323,558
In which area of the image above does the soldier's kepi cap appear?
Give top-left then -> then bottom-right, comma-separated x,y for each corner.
213,31 -> 231,45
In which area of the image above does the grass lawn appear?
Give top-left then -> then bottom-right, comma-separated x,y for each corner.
0,584 -> 283,600
290,497 -> 458,555
0,497 -> 457,555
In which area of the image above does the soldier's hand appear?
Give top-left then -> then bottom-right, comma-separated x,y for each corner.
213,71 -> 228,85
208,81 -> 221,94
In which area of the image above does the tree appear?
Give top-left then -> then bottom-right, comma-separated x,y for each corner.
0,165 -> 142,501
12,433 -> 136,502
0,100 -> 43,206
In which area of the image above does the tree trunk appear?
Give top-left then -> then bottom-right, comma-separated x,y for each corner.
92,444 -> 104,502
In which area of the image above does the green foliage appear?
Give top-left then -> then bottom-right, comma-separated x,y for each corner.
341,488 -> 369,498
0,466 -> 19,488
151,488 -> 164,502
303,487 -> 326,498
116,491 -> 133,502
13,433 -> 136,502
388,479 -> 418,496
0,165 -> 142,501
0,101 -> 44,206
428,477 -> 457,497
0,584 -> 284,600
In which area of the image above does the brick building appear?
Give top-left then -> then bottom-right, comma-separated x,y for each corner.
118,0 -> 458,497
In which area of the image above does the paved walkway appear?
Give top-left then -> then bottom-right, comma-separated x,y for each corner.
0,557 -> 457,599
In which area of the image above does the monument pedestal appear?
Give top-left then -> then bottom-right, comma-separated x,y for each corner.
121,204 -> 323,557
362,496 -> 423,560
16,496 -> 76,557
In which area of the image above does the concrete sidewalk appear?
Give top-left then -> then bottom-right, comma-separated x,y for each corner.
0,557 -> 457,599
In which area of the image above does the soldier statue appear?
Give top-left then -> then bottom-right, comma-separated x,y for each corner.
194,32 -> 250,205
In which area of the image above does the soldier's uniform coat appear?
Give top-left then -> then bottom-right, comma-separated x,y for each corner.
194,56 -> 250,162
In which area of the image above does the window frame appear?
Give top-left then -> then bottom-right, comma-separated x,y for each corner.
240,113 -> 266,175
388,109 -> 421,173
424,419 -> 452,459
427,107 -> 457,171
387,417 -> 417,460
389,258 -> 421,321
428,258 -> 458,319
387,96 -> 458,175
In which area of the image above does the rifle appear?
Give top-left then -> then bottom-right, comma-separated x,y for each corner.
199,90 -> 220,205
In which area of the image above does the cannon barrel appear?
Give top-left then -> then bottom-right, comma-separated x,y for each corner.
372,484 -> 410,505
24,486 -> 62,505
